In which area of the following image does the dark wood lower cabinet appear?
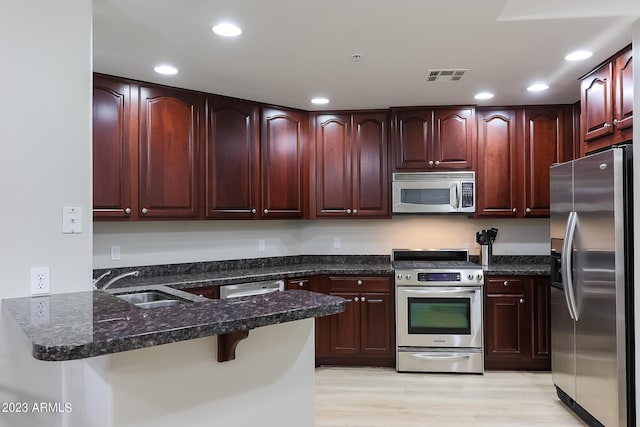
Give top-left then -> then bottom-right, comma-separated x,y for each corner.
484,275 -> 550,370
315,275 -> 395,367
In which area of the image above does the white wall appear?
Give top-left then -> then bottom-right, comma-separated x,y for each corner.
93,217 -> 550,268
0,1 -> 92,426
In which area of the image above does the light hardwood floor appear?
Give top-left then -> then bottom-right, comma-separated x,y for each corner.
316,367 -> 587,427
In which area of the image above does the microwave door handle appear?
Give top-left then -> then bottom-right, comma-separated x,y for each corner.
455,183 -> 461,209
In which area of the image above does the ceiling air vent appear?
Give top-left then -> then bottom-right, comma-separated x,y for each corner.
426,69 -> 468,82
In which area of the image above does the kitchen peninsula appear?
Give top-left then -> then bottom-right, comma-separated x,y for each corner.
3,289 -> 344,427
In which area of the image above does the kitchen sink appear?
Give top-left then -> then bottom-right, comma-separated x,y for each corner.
116,291 -> 186,309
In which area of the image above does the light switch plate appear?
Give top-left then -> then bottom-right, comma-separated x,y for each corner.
62,206 -> 82,234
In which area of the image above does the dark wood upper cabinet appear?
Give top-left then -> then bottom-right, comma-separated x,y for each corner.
93,75 -> 134,218
138,85 -> 204,218
477,106 -> 572,218
580,45 -> 633,155
392,107 -> 474,171
581,62 -> 613,143
433,108 -> 475,169
261,107 -> 308,219
476,109 -> 520,217
312,112 -> 389,218
352,113 -> 389,217
614,47 -> 633,134
523,107 -> 565,218
206,96 -> 260,219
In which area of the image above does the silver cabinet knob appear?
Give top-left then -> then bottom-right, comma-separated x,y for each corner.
512,208 -> 517,213
263,209 -> 269,214
251,208 -> 256,214
428,160 -> 434,166
298,281 -> 304,287
357,280 -> 363,285
354,297 -> 360,302
526,207 -> 531,213
346,209 -> 352,214
519,298 -> 524,304
613,119 -> 619,125
361,296 -> 366,302
141,208 -> 148,214
604,122 -> 611,128
352,209 -> 358,214
124,207 -> 131,214
435,160 -> 440,166
503,281 -> 509,286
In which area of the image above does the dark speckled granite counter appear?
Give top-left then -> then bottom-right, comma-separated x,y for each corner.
476,255 -> 550,276
3,289 -> 345,361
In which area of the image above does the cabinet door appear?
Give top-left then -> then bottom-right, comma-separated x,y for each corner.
523,107 -> 563,218
393,109 -> 432,170
531,277 -> 551,367
581,62 -> 613,143
93,76 -> 134,218
359,292 -> 393,357
614,48 -> 633,134
261,107 -> 307,219
329,292 -> 360,355
484,293 -> 529,366
206,96 -> 259,219
138,85 -> 203,218
313,114 -> 352,217
433,108 -> 474,170
476,109 -> 520,217
352,113 -> 389,217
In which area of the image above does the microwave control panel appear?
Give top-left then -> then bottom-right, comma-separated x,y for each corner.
461,182 -> 474,207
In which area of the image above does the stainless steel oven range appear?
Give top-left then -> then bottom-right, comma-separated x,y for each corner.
393,249 -> 484,374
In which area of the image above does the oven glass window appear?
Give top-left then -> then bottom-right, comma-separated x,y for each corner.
407,297 -> 471,334
401,188 -> 450,205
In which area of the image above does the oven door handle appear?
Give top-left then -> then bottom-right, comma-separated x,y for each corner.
410,353 -> 471,361
400,288 -> 479,295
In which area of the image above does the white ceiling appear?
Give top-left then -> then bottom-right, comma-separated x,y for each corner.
93,0 -> 639,111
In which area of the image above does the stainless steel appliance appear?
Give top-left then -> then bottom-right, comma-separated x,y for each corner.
392,171 -> 475,214
550,145 -> 635,427
393,249 -> 484,373
219,279 -> 284,299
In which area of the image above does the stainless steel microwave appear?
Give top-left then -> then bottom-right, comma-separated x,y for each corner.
392,171 -> 475,214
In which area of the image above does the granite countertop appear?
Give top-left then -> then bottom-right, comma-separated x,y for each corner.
482,264 -> 549,275
3,289 -> 345,362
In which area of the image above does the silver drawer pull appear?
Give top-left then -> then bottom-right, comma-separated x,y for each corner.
410,354 -> 471,361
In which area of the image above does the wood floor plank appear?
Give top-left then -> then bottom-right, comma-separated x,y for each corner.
315,367 -> 587,426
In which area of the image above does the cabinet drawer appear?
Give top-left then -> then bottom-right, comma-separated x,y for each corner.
485,277 -> 525,294
328,276 -> 391,292
286,278 -> 312,291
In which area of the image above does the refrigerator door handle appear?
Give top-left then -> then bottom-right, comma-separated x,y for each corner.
562,211 -> 579,321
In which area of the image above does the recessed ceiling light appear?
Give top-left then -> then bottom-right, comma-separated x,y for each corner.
212,23 -> 242,37
527,83 -> 549,92
311,97 -> 330,105
474,92 -> 494,100
564,50 -> 593,61
154,65 -> 178,75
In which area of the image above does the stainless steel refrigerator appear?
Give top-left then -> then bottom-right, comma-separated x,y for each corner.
550,145 -> 634,427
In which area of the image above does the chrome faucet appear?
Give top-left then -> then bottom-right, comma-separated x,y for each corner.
101,270 -> 140,290
92,270 -> 112,288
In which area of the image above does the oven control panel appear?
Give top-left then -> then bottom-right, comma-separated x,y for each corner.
395,270 -> 483,286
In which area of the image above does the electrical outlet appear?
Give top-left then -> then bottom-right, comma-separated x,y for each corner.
258,239 -> 266,252
31,267 -> 50,295
333,237 -> 341,249
30,296 -> 50,324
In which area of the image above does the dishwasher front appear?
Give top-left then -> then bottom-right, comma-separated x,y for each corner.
219,279 -> 284,299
